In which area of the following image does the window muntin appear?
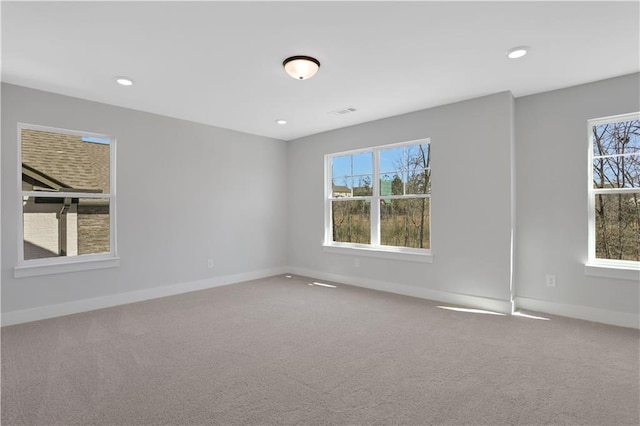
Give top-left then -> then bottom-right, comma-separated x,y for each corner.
18,124 -> 117,267
588,113 -> 640,266
326,139 -> 431,252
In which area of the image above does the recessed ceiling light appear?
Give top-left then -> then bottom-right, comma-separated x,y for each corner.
276,119 -> 287,125
116,77 -> 134,86
506,46 -> 529,59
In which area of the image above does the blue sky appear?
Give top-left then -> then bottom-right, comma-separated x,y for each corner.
82,136 -> 110,145
332,146 -> 427,180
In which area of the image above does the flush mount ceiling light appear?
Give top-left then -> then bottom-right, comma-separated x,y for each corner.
506,46 -> 529,59
116,77 -> 134,86
276,119 -> 287,125
283,56 -> 320,80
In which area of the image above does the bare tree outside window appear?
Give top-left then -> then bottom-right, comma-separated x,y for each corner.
327,140 -> 431,251
380,144 -> 430,249
591,117 -> 640,262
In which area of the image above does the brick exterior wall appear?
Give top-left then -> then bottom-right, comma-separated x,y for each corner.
77,205 -> 110,255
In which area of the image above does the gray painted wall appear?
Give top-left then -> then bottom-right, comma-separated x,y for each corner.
515,73 -> 640,315
1,83 -> 289,313
287,92 -> 515,305
2,74 -> 638,324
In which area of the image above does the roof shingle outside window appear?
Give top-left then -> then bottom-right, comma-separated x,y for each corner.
21,129 -> 109,193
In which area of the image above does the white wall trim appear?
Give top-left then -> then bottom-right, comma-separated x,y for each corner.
1,266 -> 288,326
288,266 -> 514,314
322,244 -> 433,263
14,256 -> 121,278
584,263 -> 640,281
5,264 -> 636,329
515,296 -> 639,329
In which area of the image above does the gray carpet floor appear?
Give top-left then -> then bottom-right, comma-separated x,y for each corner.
2,274 -> 639,425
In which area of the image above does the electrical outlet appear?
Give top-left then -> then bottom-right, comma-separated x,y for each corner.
545,274 -> 556,288
354,258 -> 360,268
207,259 -> 214,269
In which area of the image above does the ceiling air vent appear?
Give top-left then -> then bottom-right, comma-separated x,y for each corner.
329,107 -> 357,116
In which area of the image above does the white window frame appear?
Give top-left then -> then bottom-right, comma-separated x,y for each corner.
586,113 -> 640,280
323,138 -> 432,263
15,123 -> 119,278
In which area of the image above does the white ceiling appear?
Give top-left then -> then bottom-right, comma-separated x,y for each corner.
2,1 -> 639,141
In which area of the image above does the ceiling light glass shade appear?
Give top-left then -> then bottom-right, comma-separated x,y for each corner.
283,56 -> 320,80
506,46 -> 529,59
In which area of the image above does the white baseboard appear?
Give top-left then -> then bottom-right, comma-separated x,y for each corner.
1,266 -> 288,326
287,266 -> 514,314
515,297 -> 639,329
5,266 -> 635,329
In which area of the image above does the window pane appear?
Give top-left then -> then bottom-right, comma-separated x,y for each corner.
406,169 -> 431,194
352,152 -> 373,175
23,197 -> 110,260
77,199 -> 111,256
331,200 -> 370,244
593,155 -> 639,189
380,173 -> 404,196
353,175 -> 373,196
332,155 -> 351,178
380,198 -> 430,249
332,177 -> 352,197
379,147 -> 404,173
21,129 -> 110,194
592,120 -> 640,156
594,192 -> 640,261
406,144 -> 430,170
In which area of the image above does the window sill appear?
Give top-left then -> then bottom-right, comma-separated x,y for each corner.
323,244 -> 433,263
14,256 -> 120,278
584,263 -> 640,281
